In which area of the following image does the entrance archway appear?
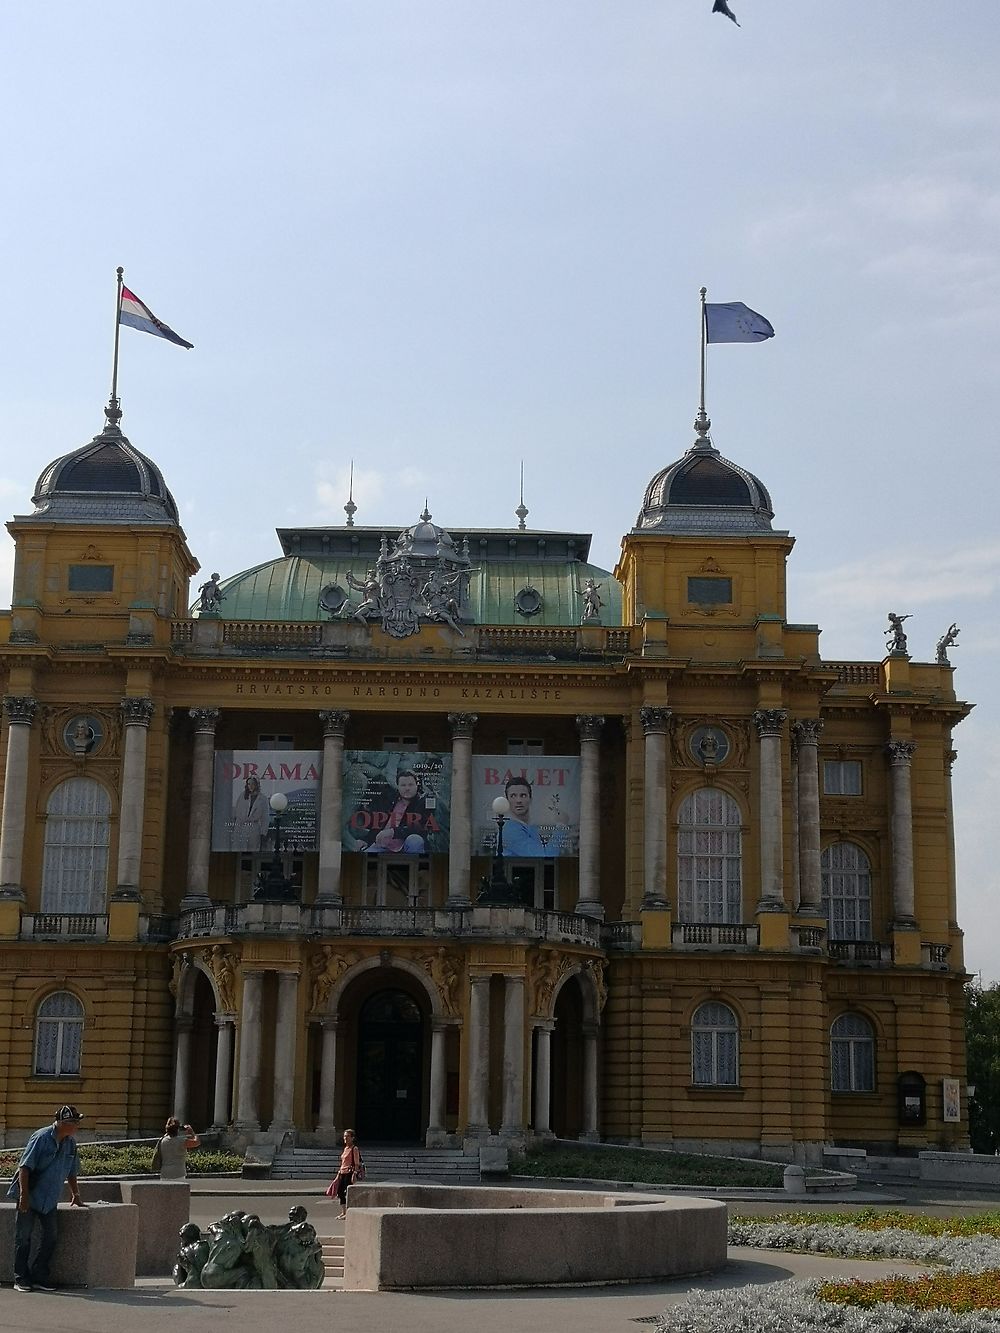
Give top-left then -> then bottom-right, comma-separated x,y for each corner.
355,988 -> 424,1142
551,975 -> 585,1139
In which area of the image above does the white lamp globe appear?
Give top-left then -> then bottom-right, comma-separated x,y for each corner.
491,796 -> 510,817
269,791 -> 289,814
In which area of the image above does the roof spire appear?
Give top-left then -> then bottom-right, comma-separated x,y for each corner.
344,460 -> 357,527
421,499 -> 432,523
515,461 -> 529,530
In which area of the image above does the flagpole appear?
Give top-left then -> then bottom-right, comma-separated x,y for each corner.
107,266 -> 124,426
694,286 -> 712,445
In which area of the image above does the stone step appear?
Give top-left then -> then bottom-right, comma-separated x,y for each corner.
318,1236 -> 344,1286
271,1145 -> 480,1181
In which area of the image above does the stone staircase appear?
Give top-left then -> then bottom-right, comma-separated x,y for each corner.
271,1144 -> 481,1183
319,1233 -> 344,1287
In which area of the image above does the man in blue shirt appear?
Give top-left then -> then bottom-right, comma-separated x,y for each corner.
7,1104 -> 86,1292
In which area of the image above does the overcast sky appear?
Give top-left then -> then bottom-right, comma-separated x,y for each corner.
2,2 -> 997,981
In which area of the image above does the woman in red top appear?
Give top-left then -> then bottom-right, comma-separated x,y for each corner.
331,1128 -> 361,1219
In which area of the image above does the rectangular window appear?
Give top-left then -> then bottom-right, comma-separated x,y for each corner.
823,760 -> 863,795
68,564 -> 114,592
507,738 -> 545,754
687,577 -> 732,605
382,735 -> 420,750
257,734 -> 295,751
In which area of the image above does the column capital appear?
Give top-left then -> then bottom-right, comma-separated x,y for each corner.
791,717 -> 823,747
189,707 -> 221,733
121,696 -> 155,728
886,740 -> 917,765
753,707 -> 787,739
576,714 -> 605,743
947,748 -> 958,773
319,709 -> 350,739
448,711 -> 478,738
639,705 -> 671,735
214,1015 -> 235,1030
3,695 -> 37,726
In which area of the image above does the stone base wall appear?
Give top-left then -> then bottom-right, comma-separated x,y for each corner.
0,1202 -> 137,1289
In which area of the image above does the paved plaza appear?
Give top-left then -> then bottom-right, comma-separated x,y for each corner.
4,1176 -> 997,1333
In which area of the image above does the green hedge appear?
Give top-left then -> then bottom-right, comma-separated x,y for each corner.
0,1145 -> 243,1177
515,1143 -> 785,1187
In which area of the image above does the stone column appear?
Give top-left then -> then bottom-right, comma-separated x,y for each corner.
316,1018 -> 339,1134
270,970 -> 299,1132
116,697 -> 155,900
887,740 -> 917,924
428,1022 -> 449,1139
575,715 -> 605,919
466,974 -> 491,1135
792,719 -> 823,913
533,1021 -> 554,1135
581,1022 -> 600,1141
317,711 -> 349,903
501,975 -> 526,1136
639,707 -> 671,909
447,713 -> 477,907
753,708 -> 787,910
212,1019 -> 234,1129
172,1017 -> 193,1123
183,708 -> 220,909
236,970 -> 265,1132
0,695 -> 37,898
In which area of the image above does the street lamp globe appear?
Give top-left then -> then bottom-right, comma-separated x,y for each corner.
491,796 -> 510,817
269,791 -> 289,814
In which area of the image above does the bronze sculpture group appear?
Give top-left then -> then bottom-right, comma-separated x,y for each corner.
173,1205 -> 325,1289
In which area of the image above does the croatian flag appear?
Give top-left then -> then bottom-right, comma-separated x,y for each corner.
119,286 -> 194,349
704,302 -> 775,344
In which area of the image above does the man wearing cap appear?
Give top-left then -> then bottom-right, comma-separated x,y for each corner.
7,1104 -> 87,1292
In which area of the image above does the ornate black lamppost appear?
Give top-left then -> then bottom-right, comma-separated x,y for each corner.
478,795 -> 522,905
254,792 -> 298,901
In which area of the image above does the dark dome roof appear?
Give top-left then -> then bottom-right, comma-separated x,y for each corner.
31,422 -> 179,525
636,419 -> 774,535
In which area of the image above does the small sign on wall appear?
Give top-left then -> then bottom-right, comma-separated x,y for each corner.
942,1077 -> 961,1123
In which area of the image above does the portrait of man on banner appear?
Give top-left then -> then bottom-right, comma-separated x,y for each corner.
471,757 -> 580,857
342,751 -> 451,854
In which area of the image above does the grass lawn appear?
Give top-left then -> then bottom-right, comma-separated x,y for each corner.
515,1142 -> 786,1187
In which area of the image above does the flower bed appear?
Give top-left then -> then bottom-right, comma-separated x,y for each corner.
653,1212 -> 1000,1332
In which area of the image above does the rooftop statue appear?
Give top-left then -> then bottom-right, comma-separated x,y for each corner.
197,573 -> 226,614
936,622 -> 960,665
885,611 -> 911,655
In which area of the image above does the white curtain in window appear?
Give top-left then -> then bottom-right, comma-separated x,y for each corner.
34,991 -> 84,1075
677,789 -> 742,922
40,778 -> 111,914
691,1001 -> 739,1086
821,843 -> 872,940
830,1012 -> 875,1092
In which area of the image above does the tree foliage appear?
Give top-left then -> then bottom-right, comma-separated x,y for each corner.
965,981 -> 1000,1154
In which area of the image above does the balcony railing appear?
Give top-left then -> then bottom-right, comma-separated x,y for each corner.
21,913 -> 109,939
829,940 -> 891,965
602,920 -> 641,951
672,922 -> 760,949
921,942 -> 951,969
792,924 -> 827,952
176,902 -> 601,947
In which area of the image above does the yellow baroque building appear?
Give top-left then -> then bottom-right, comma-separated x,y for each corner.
0,403 -> 972,1163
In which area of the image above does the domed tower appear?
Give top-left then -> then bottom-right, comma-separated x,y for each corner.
615,412 -> 795,660
6,411 -> 198,648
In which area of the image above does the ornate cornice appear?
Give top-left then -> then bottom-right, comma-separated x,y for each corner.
319,709 -> 350,739
447,712 -> 478,738
752,708 -> 787,739
3,695 -> 38,726
120,696 -> 155,728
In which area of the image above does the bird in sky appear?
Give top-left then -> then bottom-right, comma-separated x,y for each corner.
713,0 -> 740,25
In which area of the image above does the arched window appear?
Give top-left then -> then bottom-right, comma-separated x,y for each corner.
34,991 -> 84,1076
40,777 -> 110,914
691,1001 -> 740,1086
821,843 -> 872,940
677,789 -> 742,922
831,1012 -> 875,1092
